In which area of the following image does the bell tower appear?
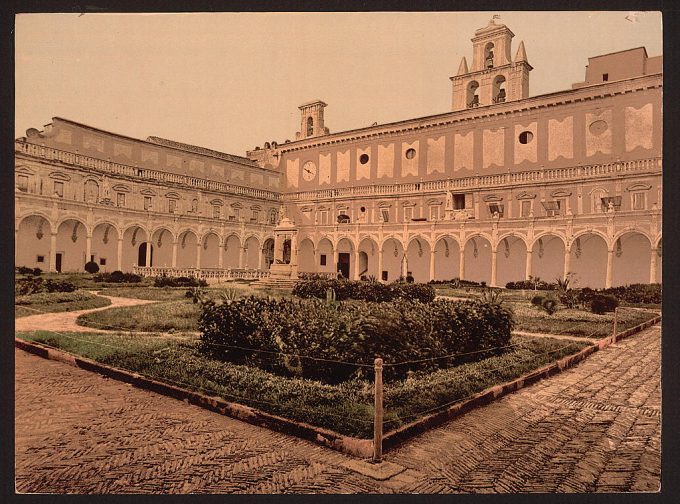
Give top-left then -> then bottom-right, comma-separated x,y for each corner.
296,100 -> 330,140
450,19 -> 532,112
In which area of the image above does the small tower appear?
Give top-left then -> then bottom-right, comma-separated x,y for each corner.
296,100 -> 330,140
450,19 -> 533,111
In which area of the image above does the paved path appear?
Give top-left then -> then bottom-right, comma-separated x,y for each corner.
14,295 -> 156,334
15,325 -> 661,494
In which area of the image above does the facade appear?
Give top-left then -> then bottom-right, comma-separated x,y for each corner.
15,20 -> 662,288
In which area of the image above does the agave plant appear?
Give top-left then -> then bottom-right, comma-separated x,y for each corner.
479,287 -> 504,306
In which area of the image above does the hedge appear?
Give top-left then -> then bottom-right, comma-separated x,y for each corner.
154,275 -> 208,288
292,278 -> 436,303
199,296 -> 514,383
93,270 -> 142,283
15,277 -> 76,296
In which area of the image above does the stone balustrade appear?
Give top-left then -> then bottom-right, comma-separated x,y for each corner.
133,266 -> 270,282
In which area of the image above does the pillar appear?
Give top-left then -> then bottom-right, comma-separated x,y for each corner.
378,249 -> 384,282
196,241 -> 202,269
86,234 -> 92,264
429,250 -> 436,282
15,229 -> 18,262
238,246 -> 245,269
171,240 -> 178,268
334,249 -> 339,274
525,249 -> 533,281
353,249 -> 360,280
563,247 -> 571,280
258,246 -> 264,270
290,235 -> 298,265
605,249 -> 614,288
145,240 -> 152,268
490,249 -> 498,287
459,247 -> 465,280
49,232 -> 57,272
218,240 -> 224,269
117,237 -> 123,271
650,248 -> 658,284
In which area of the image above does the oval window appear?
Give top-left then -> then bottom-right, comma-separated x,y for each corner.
518,131 -> 534,144
405,148 -> 416,159
589,120 -> 608,136
359,153 -> 369,164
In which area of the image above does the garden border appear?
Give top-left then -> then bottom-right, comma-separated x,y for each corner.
14,313 -> 660,460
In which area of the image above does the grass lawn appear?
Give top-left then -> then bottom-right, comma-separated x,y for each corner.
15,291 -> 112,318
17,330 -> 589,438
77,299 -> 200,332
97,286 -> 190,301
34,272 -> 154,290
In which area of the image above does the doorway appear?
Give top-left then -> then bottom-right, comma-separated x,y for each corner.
138,243 -> 154,267
338,253 -> 350,279
55,253 -> 62,273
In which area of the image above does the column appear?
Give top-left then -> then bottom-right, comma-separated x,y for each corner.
378,249 -> 384,282
525,249 -> 533,281
171,240 -> 178,268
145,240 -> 152,268
605,249 -> 614,288
49,232 -> 57,272
218,240 -> 224,269
490,249 -> 498,287
238,246 -> 245,269
258,246 -> 264,270
334,249 -> 339,274
14,229 -> 18,262
563,247 -> 571,280
196,242 -> 202,269
650,248 -> 658,284
117,237 -> 123,271
353,249 -> 361,280
290,235 -> 298,265
429,250 -> 436,282
86,234 -> 92,264
459,248 -> 465,280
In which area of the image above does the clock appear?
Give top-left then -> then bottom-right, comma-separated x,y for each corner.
302,160 -> 317,181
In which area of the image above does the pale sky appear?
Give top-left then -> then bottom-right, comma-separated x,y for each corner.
15,11 -> 662,156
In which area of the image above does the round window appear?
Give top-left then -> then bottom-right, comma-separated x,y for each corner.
518,131 -> 534,144
589,120 -> 608,136
360,206 -> 366,212
359,154 -> 369,164
405,148 -> 416,159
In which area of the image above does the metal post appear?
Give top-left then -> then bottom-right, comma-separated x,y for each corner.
373,357 -> 383,463
613,307 -> 618,337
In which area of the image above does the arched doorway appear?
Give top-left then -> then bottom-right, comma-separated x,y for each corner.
406,237 -> 431,283
532,234 -> 566,283
176,230 -> 198,268
570,233 -> 608,288
464,235 -> 492,285
150,228 -> 173,268
122,226 -> 149,272
496,235 -> 528,287
612,232 -> 652,286
244,236 -> 261,269
92,223 -> 119,272
433,236 -> 460,281
16,215 -> 52,271
138,242 -> 154,267
297,238 -> 315,273
381,238 -> 405,282
56,219 -> 88,272
262,238 -> 275,269
358,238 -> 379,279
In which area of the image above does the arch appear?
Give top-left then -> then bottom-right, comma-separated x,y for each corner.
83,179 -> 99,203
16,214 -> 52,270
497,232 -> 528,250
262,238 -> 275,270
464,234 -> 492,285
298,237 -> 316,273
244,235 -> 261,269
590,187 -> 609,214
223,234 -> 242,269
222,231 -> 243,249
531,233 -> 566,284
655,235 -> 662,283
467,80 -> 480,108
176,229 -> 198,268
406,236 -> 432,283
137,242 -> 153,267
335,236 -> 355,253
462,232 -> 494,251
55,218 -> 89,272
570,229 -> 611,251
122,225 -> 150,272
357,236 -> 380,279
612,231 -> 653,286
149,227 -> 174,268
306,116 -> 314,136
55,215 -> 89,236
433,235 -> 461,281
613,228 -> 652,247
484,41 -> 495,68
569,232 -> 608,288
381,237 -> 406,282
16,211 -> 55,233
201,232 -> 221,269
496,234 -> 528,287
316,237 -> 335,275
91,222 -> 120,272
379,235 -> 405,252
493,75 -> 507,103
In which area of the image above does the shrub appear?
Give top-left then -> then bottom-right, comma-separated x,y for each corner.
529,294 -> 558,314
530,294 -> 544,306
292,278 -> 436,303
84,261 -> 100,274
93,270 -> 142,283
506,278 -> 556,290
199,296 -> 514,383
15,277 -> 76,296
16,266 -> 42,276
590,294 -> 619,315
428,278 -> 481,287
154,275 -> 207,288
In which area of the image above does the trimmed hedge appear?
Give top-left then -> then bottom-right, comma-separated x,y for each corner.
16,266 -> 42,276
506,279 -> 556,290
292,278 -> 436,303
154,275 -> 208,288
428,278 -> 482,287
93,270 -> 142,283
15,277 -> 76,296
199,296 -> 514,383
84,261 -> 100,274
590,294 -> 619,314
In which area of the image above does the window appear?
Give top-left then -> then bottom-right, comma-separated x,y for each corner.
600,196 -> 622,212
84,180 -> 99,203
307,116 -> 314,136
337,213 -> 350,224
269,209 -> 278,224
485,42 -> 495,68
467,81 -> 480,108
602,73 -> 609,82
520,200 -> 532,217
493,75 -> 506,103
168,199 -> 177,213
359,154 -> 369,164
17,175 -> 28,192
116,193 -> 126,207
319,210 -> 329,225
54,181 -> 64,198
36,255 -> 44,263
404,206 -> 413,221
488,203 -> 505,217
144,196 -> 152,211
542,200 -> 561,217
320,254 -> 327,266
233,207 -> 241,221
100,258 -> 107,266
632,192 -> 646,211
518,131 -> 534,144
191,199 -> 198,213
380,208 -> 390,223
213,205 -> 221,219
453,193 -> 466,210
429,206 -> 439,221
405,148 -> 416,159
252,209 -> 259,222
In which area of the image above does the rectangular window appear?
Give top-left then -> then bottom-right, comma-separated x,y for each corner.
319,210 -> 329,225
233,208 -> 240,220
488,203 -> 505,217
100,258 -> 107,266
404,206 -> 413,222
602,73 -> 609,81
320,254 -> 327,266
542,200 -> 561,217
17,175 -> 29,192
252,209 -> 259,222
213,205 -> 221,219
36,255 -> 44,263
453,193 -> 466,210
381,208 -> 390,223
168,199 -> 176,213
117,193 -> 126,207
632,192 -> 646,210
520,200 -> 532,217
54,181 -> 64,198
600,196 -> 622,212
429,206 -> 439,221
143,196 -> 152,210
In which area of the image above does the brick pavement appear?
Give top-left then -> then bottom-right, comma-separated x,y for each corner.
15,324 -> 660,494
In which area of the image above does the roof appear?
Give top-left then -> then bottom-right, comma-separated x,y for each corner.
587,46 -> 649,62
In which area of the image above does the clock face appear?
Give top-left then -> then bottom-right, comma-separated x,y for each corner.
302,161 -> 317,181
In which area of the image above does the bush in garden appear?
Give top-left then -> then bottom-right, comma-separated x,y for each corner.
93,270 -> 142,283
154,275 -> 207,288
292,278 -> 435,303
15,266 -> 42,276
428,278 -> 482,287
506,277 -> 556,290
530,294 -> 544,306
84,261 -> 100,274
530,294 -> 558,314
590,294 -> 619,315
15,277 -> 76,295
199,296 -> 514,383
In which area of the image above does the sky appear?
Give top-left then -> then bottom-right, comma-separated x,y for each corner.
15,11 -> 662,156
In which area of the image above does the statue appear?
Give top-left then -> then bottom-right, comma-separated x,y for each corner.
445,191 -> 453,211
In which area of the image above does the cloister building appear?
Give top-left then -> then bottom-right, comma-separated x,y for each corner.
15,20 -> 662,288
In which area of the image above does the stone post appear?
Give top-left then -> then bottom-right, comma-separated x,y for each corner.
117,237 -> 123,271
459,247 -> 465,280
563,248 -> 571,281
49,232 -> 57,272
429,249 -> 436,282
238,245 -> 245,269
525,249 -> 533,281
86,234 -> 92,265
145,240 -> 152,268
377,249 -> 384,282
354,248 -> 361,280
650,248 -> 658,284
490,249 -> 498,287
605,249 -> 614,288
196,241 -> 202,269
171,240 -> 178,268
